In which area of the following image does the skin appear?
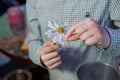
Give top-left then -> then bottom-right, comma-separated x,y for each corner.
40,18 -> 110,69
40,40 -> 62,69
65,18 -> 120,72
65,18 -> 110,48
119,66 -> 120,71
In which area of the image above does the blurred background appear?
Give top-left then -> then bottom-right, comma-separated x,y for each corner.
1,1 -> 120,80
0,0 -> 49,80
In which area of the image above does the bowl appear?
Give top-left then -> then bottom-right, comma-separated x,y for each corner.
4,69 -> 32,80
77,62 -> 120,80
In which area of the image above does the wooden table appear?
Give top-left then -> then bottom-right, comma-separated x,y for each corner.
0,34 -> 32,64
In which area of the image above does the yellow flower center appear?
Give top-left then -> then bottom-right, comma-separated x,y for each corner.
56,26 -> 64,34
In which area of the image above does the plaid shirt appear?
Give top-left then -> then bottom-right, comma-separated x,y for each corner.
26,0 -> 120,80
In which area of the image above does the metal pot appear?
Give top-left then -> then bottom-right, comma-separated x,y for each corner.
77,62 -> 120,80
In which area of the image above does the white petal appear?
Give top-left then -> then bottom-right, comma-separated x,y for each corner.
50,33 -> 58,39
50,36 -> 55,40
45,29 -> 54,35
53,37 -> 57,43
54,33 -> 61,43
47,34 -> 52,38
53,21 -> 59,28
48,21 -> 56,30
60,41 -> 64,45
48,21 -> 53,26
62,33 -> 65,39
59,34 -> 62,44
59,34 -> 66,45
48,25 -> 56,30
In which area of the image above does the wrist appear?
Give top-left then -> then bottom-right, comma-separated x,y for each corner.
100,27 -> 110,48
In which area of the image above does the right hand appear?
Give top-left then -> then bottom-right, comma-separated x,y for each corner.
40,40 -> 62,69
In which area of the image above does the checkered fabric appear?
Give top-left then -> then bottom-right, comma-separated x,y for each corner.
26,0 -> 120,80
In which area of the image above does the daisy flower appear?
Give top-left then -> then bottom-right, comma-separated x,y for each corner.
45,21 -> 68,45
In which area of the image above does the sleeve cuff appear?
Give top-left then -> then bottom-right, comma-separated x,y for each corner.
103,27 -> 120,56
28,41 -> 47,69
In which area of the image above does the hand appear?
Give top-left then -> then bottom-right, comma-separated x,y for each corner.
65,18 -> 110,48
119,66 -> 120,71
40,40 -> 62,69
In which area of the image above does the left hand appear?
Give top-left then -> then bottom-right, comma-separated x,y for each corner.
65,18 -> 110,48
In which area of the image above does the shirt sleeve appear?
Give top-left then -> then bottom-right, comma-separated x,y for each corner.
26,0 -> 45,67
103,0 -> 120,56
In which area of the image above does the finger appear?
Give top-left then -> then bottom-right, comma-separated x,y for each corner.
75,25 -> 88,36
119,66 -> 120,71
48,61 -> 62,69
41,51 -> 59,62
66,24 -> 88,42
40,45 -> 60,55
45,56 -> 61,67
80,30 -> 93,41
41,40 -> 53,49
85,18 -> 96,26
65,26 -> 76,40
67,34 -> 80,42
42,40 -> 62,49
85,35 -> 100,46
65,21 -> 83,40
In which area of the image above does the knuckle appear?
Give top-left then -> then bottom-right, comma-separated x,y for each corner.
86,18 -> 93,23
80,36 -> 85,41
58,56 -> 61,60
40,47 -> 44,52
40,50 -> 44,54
58,60 -> 62,63
48,66 -> 54,70
87,19 -> 96,26
57,61 -> 62,67
75,29 -> 79,33
48,61 -> 62,70
48,46 -> 53,51
53,46 -> 58,50
48,65 -> 55,70
47,40 -> 52,43
98,35 -> 102,40
96,34 -> 102,41
45,62 -> 50,66
40,47 -> 49,54
41,56 -> 46,62
53,51 -> 59,56
57,57 -> 61,62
